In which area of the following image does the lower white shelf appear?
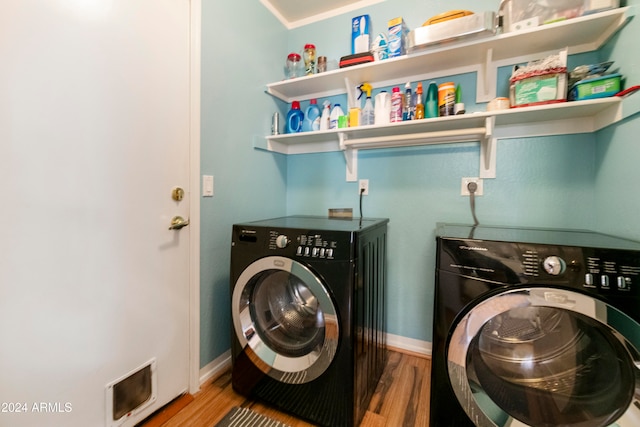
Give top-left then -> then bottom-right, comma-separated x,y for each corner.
257,96 -> 638,180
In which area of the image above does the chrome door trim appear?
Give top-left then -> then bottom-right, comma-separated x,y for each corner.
447,287 -> 640,427
232,256 -> 339,384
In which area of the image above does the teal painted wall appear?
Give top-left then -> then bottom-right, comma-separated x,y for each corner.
199,0 -> 640,365
199,1 -> 288,366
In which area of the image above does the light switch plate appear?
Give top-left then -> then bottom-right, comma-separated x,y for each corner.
203,175 -> 214,197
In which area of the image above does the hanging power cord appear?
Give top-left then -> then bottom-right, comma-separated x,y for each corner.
468,181 -> 480,226
359,187 -> 365,228
467,181 -> 479,238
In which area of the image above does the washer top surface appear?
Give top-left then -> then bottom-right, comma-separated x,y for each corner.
437,223 -> 640,251
235,215 -> 389,232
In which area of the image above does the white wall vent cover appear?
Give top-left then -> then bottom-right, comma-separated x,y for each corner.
260,0 -> 386,29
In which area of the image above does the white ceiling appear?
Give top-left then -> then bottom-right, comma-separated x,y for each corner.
260,0 -> 386,29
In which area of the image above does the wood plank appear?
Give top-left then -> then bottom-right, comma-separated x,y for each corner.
140,350 -> 431,427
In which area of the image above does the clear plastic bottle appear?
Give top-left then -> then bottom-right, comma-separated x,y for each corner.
403,82 -> 413,121
390,87 -> 403,123
359,83 -> 375,126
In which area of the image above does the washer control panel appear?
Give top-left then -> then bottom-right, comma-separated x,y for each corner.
521,248 -> 639,294
440,237 -> 640,296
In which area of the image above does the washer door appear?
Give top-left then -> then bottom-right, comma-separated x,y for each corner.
448,287 -> 640,427
232,256 -> 339,384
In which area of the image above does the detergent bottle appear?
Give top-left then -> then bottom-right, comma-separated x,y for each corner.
286,101 -> 304,133
359,83 -> 375,126
329,103 -> 344,129
302,99 -> 321,132
425,82 -> 438,118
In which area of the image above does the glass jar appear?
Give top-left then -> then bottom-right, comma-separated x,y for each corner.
317,56 -> 327,73
285,53 -> 302,79
303,44 -> 316,75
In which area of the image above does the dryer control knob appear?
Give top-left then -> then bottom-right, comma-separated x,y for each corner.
275,234 -> 289,248
543,256 -> 566,276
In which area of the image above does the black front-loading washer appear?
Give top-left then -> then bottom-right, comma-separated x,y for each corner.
430,223 -> 640,427
230,215 -> 388,427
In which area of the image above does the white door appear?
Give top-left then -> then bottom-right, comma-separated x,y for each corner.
0,1 -> 196,426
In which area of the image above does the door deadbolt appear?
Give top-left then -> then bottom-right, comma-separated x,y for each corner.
172,187 -> 185,201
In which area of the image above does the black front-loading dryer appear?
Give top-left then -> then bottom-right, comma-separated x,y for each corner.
230,216 -> 388,427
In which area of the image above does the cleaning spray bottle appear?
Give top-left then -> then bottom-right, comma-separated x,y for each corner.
359,83 -> 375,126
403,82 -> 413,120
320,100 -> 331,131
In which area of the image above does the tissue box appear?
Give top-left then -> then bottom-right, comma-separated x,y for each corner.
388,17 -> 409,58
352,15 -> 371,54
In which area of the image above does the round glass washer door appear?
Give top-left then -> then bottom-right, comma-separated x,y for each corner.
232,256 -> 339,384
447,287 -> 640,427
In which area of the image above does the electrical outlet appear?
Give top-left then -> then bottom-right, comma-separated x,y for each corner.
358,179 -> 369,195
461,177 -> 483,196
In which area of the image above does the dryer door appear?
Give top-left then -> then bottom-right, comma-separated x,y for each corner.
447,287 -> 640,427
232,256 -> 339,384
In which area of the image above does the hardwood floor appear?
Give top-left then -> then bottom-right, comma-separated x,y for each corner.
144,350 -> 431,427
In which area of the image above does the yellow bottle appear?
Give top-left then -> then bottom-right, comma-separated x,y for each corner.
415,82 -> 425,119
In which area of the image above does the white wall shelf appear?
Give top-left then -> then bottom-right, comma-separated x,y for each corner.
260,7 -> 637,181
266,7 -> 633,104
257,97 -> 638,180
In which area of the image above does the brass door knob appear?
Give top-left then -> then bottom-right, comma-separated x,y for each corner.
169,216 -> 190,230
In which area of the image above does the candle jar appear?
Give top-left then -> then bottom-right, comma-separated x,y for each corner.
303,44 -> 316,75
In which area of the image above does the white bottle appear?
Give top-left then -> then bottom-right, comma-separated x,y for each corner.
329,103 -> 344,129
320,100 -> 331,131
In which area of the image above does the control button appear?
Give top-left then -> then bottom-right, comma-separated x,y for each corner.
543,256 -> 566,276
312,248 -> 319,257
618,276 -> 629,290
304,247 -> 310,256
601,275 -> 610,288
326,248 -> 334,258
296,246 -> 303,256
319,248 -> 326,258
275,235 -> 289,249
585,273 -> 594,287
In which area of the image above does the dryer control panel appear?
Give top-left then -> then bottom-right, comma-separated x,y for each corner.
268,230 -> 342,260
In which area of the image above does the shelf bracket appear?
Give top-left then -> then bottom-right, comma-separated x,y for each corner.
339,133 -> 358,182
480,116 -> 496,179
477,47 -> 497,103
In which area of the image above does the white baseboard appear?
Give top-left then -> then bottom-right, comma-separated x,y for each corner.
199,350 -> 231,385
385,333 -> 432,357
199,334 -> 431,386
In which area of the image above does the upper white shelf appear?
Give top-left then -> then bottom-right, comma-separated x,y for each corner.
266,7 -> 633,103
